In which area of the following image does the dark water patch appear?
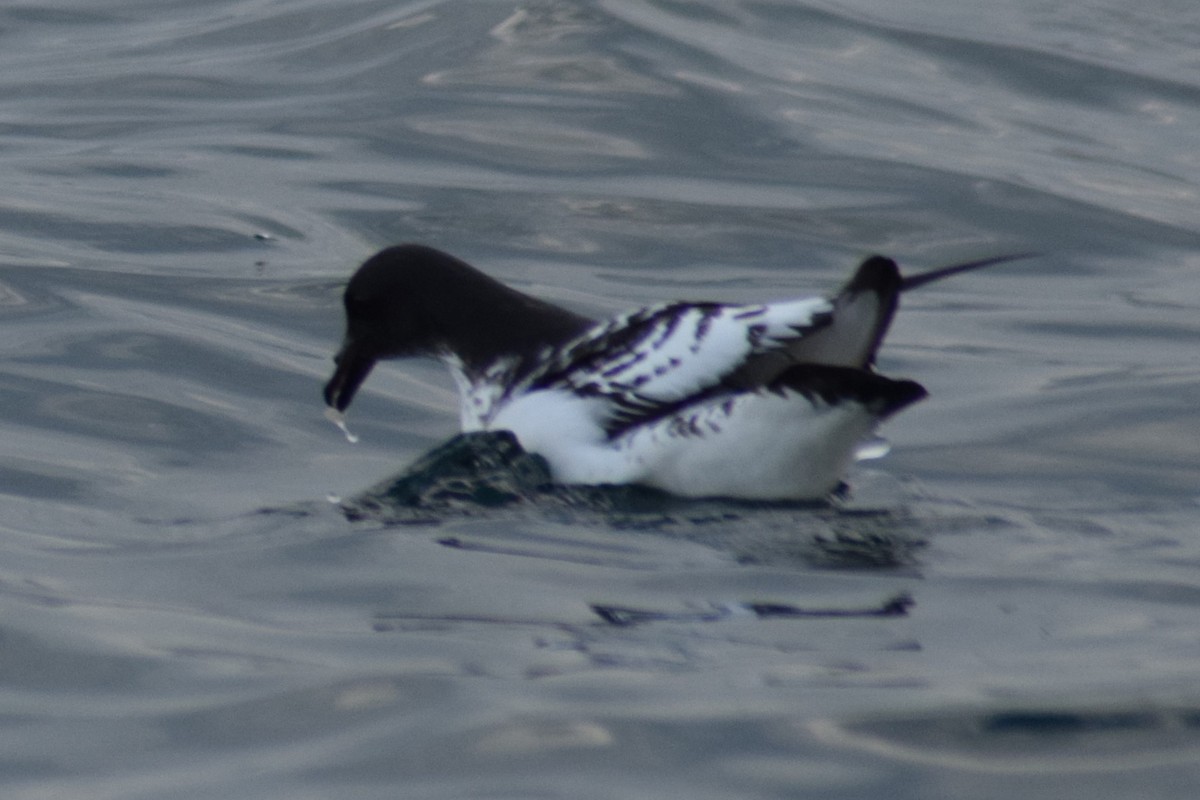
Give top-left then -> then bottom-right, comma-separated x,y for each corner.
1023,319 -> 1200,342
30,160 -> 182,180
0,462 -> 91,503
14,381 -> 263,455
811,705 -> 1200,773
0,206 -> 254,255
0,275 -> 69,317
340,431 -> 558,523
338,430 -> 933,571
0,5 -> 119,27
592,592 -> 913,628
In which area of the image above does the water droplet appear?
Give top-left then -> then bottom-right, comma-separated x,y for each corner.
324,407 -> 359,443
854,436 -> 890,461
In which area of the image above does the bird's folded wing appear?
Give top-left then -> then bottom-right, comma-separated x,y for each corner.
524,297 -> 834,432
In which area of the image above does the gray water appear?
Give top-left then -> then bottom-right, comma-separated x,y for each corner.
2,1 -> 1200,797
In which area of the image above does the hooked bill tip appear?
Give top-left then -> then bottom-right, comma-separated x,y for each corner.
322,346 -> 376,415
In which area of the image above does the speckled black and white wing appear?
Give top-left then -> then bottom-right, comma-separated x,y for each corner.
520,296 -> 835,433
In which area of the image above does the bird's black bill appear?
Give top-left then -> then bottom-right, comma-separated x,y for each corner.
323,346 -> 376,412
899,252 -> 1036,292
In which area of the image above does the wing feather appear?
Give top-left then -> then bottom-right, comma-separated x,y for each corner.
522,297 -> 833,435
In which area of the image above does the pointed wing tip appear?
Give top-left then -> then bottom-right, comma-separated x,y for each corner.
899,252 -> 1039,292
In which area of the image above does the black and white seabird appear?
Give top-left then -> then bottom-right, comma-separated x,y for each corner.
324,244 -> 1019,500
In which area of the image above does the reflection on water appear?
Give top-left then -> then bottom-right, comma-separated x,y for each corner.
340,430 -> 931,571
811,707 -> 1200,774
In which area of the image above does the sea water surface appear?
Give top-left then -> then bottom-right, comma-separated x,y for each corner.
2,1 -> 1200,798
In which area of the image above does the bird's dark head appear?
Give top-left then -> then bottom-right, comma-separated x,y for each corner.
322,243 -> 595,414
323,244 -> 462,412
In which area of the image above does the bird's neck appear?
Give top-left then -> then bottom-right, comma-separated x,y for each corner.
427,270 -> 593,378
